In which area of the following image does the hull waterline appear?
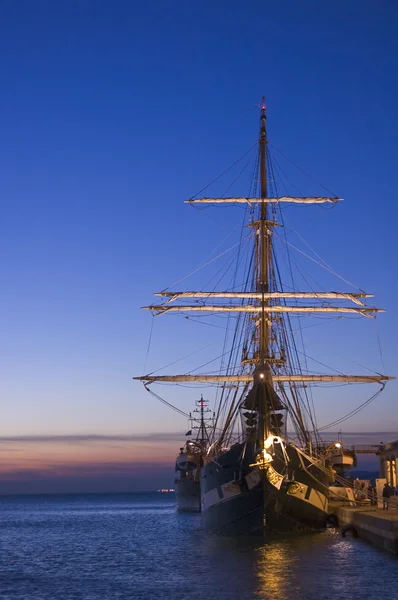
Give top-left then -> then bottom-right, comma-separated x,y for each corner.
175,478 -> 201,512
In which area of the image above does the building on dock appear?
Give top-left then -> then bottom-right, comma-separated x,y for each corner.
378,440 -> 398,487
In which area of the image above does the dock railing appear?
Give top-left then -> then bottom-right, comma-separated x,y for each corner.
332,473 -> 398,509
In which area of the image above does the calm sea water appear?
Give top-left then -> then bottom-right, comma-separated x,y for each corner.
0,492 -> 397,600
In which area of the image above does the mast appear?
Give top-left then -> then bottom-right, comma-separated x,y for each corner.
257,97 -> 271,443
197,396 -> 205,442
192,396 -> 212,444
259,97 -> 269,364
134,102 -> 394,442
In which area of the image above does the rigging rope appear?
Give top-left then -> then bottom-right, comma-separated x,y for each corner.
375,319 -> 387,376
144,384 -> 190,418
220,155 -> 254,199
294,229 -> 364,293
146,342 -> 215,376
268,147 -> 305,197
268,141 -> 339,198
274,231 -> 363,291
163,233 -> 251,291
211,164 -> 256,441
268,150 -> 321,444
188,143 -> 258,201
315,384 -> 386,432
143,316 -> 155,374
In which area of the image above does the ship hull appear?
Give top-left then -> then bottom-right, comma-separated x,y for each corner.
175,478 -> 201,512
202,483 -> 264,535
175,447 -> 203,512
201,441 -> 330,535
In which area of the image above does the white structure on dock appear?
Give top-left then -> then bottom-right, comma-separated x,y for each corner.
378,441 -> 398,487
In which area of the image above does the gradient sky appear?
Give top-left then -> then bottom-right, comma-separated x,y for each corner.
0,1 -> 397,492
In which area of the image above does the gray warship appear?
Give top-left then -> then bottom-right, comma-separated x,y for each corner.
174,397 -> 213,512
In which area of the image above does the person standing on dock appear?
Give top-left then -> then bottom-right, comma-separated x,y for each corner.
382,483 -> 393,509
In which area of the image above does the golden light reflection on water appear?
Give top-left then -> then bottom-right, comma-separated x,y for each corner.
253,533 -> 341,600
255,542 -> 296,600
200,528 -> 397,600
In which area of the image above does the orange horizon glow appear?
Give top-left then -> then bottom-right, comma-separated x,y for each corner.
0,438 -> 180,478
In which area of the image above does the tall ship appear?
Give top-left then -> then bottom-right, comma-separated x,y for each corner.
174,397 -> 214,512
135,100 -> 393,535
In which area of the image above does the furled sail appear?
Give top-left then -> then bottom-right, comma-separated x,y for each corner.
142,304 -> 384,316
134,374 -> 393,384
185,196 -> 343,204
155,291 -> 373,306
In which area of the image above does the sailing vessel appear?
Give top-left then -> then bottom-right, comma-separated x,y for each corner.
135,100 -> 393,535
174,397 -> 213,512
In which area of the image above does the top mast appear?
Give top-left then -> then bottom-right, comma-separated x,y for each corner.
259,98 -> 268,216
193,395 -> 212,444
199,397 -> 206,443
258,98 -> 270,368
256,97 -> 272,443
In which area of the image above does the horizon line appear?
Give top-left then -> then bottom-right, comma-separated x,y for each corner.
0,431 -> 396,443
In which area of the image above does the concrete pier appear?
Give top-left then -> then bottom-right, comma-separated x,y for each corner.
332,504 -> 398,555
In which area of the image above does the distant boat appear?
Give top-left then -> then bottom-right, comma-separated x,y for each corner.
174,397 -> 213,512
327,442 -> 357,475
135,100 -> 394,535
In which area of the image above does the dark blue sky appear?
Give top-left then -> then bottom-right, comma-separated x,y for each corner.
0,1 -> 397,491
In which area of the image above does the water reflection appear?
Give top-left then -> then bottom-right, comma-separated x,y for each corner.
253,532 -> 397,600
1,494 -> 397,600
201,528 -> 398,600
256,542 -> 293,599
